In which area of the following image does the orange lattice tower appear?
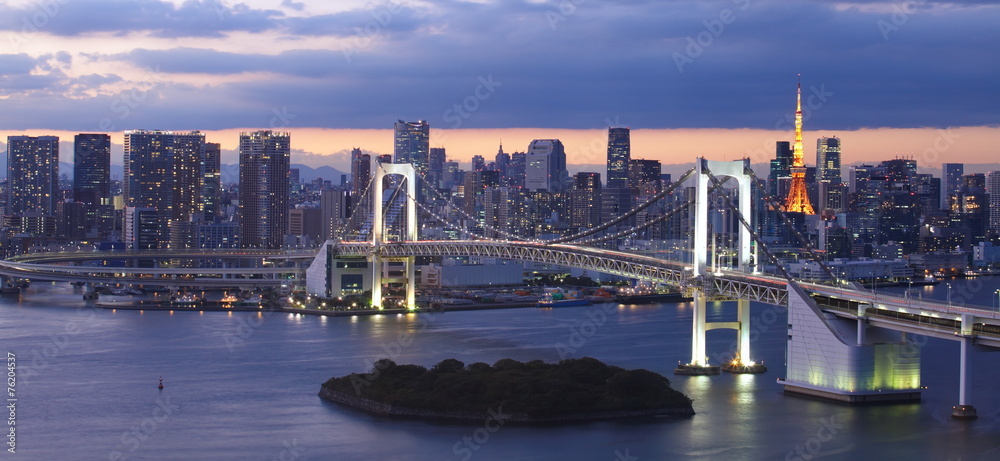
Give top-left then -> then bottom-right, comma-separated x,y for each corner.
782,76 -> 815,214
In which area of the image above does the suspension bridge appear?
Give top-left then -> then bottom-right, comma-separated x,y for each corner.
1,158 -> 997,419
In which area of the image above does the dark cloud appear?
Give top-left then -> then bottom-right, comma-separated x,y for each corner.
1,0 -> 998,131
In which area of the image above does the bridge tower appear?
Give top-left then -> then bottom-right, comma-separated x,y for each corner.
371,163 -> 418,310
678,158 -> 762,375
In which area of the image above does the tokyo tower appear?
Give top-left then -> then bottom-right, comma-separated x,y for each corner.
782,76 -> 815,214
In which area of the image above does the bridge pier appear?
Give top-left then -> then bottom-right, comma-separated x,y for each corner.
674,290 -> 720,375
952,334 -> 978,419
722,298 -> 767,374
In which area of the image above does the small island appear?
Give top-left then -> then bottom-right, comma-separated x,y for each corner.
319,357 -> 694,423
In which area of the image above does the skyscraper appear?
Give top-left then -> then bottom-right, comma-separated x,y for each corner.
123,130 -> 206,248
987,171 -> 1000,235
524,139 -> 567,192
7,135 -> 59,217
815,137 -> 841,184
73,134 -> 112,238
428,147 -> 445,190
942,163 -> 964,210
238,130 -> 290,249
507,152 -> 526,188
393,120 -> 429,175
201,142 -> 221,220
606,127 -> 631,189
351,148 -> 371,196
570,172 -> 602,228
782,78 -> 815,214
768,141 -> 793,199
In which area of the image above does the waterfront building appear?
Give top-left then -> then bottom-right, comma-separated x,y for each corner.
238,130 -> 290,249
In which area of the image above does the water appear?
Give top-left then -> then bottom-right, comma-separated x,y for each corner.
3,280 -> 1000,460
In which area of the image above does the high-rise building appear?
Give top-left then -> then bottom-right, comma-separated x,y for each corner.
606,127 -> 631,189
6,135 -> 59,219
628,159 -> 661,195
73,134 -> 111,238
393,120 -> 429,175
570,172 -> 602,228
782,78 -> 815,214
201,142 -> 221,220
124,130 -> 206,247
428,147 -> 445,190
768,141 -> 793,199
815,137 -> 841,184
238,130 -> 290,249
942,163 -> 964,210
351,148 -> 371,196
494,144 -> 509,181
987,171 -> 1000,235
507,152 -> 526,188
524,139 -> 567,193
471,155 -> 486,172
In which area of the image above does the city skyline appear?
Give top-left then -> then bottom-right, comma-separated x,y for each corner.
0,1 -> 997,169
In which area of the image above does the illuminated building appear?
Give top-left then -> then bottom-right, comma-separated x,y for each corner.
525,139 -> 567,193
6,135 -> 59,218
238,130 -> 290,249
393,120 -> 429,175
124,130 -> 206,248
606,127 -> 631,189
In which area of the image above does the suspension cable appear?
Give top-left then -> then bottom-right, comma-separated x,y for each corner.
743,168 -> 840,284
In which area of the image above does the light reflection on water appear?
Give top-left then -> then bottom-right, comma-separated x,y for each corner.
2,280 -> 999,460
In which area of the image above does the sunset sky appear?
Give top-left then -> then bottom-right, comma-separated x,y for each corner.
1,0 -> 997,173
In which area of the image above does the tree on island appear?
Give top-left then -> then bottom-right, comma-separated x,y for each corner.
321,357 -> 693,421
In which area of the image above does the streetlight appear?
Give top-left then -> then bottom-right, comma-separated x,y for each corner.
994,289 -> 999,313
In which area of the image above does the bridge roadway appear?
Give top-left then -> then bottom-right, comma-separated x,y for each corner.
0,249 -> 313,288
336,240 -> 1000,347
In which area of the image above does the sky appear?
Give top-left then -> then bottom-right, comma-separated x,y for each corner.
0,0 -> 997,172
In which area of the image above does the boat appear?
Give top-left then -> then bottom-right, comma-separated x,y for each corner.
0,282 -> 20,295
537,289 -> 592,308
236,295 -> 262,307
170,293 -> 203,306
909,275 -> 940,286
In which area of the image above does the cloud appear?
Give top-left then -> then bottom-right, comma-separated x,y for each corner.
0,0 -> 284,38
1,0 -> 998,132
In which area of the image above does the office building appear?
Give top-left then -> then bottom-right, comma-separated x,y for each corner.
606,127 -> 631,189
393,120 -> 429,175
124,130 -> 206,247
238,130 -> 290,249
570,172 -> 602,228
6,135 -> 59,219
73,134 -> 111,238
524,139 -> 567,193
942,163 -> 963,210
815,137 -> 841,184
201,142 -> 221,220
